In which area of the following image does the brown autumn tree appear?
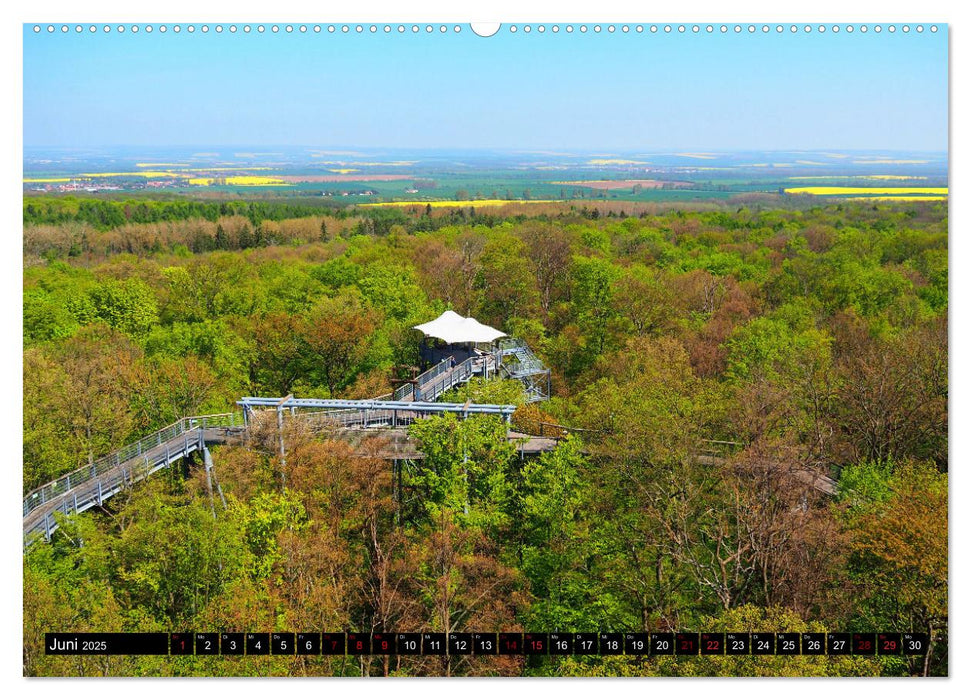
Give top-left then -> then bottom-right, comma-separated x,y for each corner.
516,222 -> 573,319
410,237 -> 471,313
723,439 -> 846,615
669,268 -> 726,316
831,313 -> 947,468
684,279 -> 758,377
410,231 -> 484,316
399,511 -> 524,677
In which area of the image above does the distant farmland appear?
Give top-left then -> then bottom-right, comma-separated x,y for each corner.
551,179 -> 691,190
361,199 -> 562,208
277,174 -> 415,183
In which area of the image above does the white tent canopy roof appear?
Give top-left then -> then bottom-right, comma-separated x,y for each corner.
413,311 -> 507,344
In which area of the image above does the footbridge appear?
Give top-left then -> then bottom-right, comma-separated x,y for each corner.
23,413 -> 244,545
23,393 -> 546,546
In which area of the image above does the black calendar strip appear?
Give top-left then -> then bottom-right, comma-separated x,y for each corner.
45,632 -> 930,656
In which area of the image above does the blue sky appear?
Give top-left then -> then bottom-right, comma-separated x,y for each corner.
23,25 -> 948,151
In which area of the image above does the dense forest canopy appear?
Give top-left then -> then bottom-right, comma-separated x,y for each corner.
23,197 -> 947,676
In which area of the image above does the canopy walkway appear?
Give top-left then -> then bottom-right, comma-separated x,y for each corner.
24,335 -> 832,548
23,414 -> 243,545
22,394 -> 539,547
23,336 -> 555,547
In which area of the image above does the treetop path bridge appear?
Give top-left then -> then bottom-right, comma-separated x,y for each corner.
22,339 -> 833,548
23,413 -> 243,546
23,347 -> 549,547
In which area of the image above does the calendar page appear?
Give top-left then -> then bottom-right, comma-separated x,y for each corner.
19,5 -> 948,681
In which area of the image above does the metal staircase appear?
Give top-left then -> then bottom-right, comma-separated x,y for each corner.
392,338 -> 550,404
496,338 -> 551,402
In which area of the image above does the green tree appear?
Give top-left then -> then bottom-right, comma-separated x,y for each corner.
569,255 -> 621,365
520,438 -> 607,630
301,292 -> 380,396
88,277 -> 159,338
408,415 -> 517,534
841,462 -> 947,676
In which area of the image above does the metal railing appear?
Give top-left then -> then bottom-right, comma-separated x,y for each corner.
697,439 -> 746,459
498,337 -> 547,376
419,356 -> 474,401
23,413 -> 242,519
302,407 -> 423,431
23,431 -> 208,544
391,354 -> 498,403
393,382 -> 416,402
394,357 -> 453,401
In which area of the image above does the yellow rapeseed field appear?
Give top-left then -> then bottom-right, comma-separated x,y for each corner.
224,176 -> 288,186
23,177 -> 74,183
846,196 -> 948,202
179,167 -> 273,172
785,187 -> 947,196
362,200 -> 561,208
189,176 -> 289,186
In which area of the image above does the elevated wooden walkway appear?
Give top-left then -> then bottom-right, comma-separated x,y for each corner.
23,399 -> 557,546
